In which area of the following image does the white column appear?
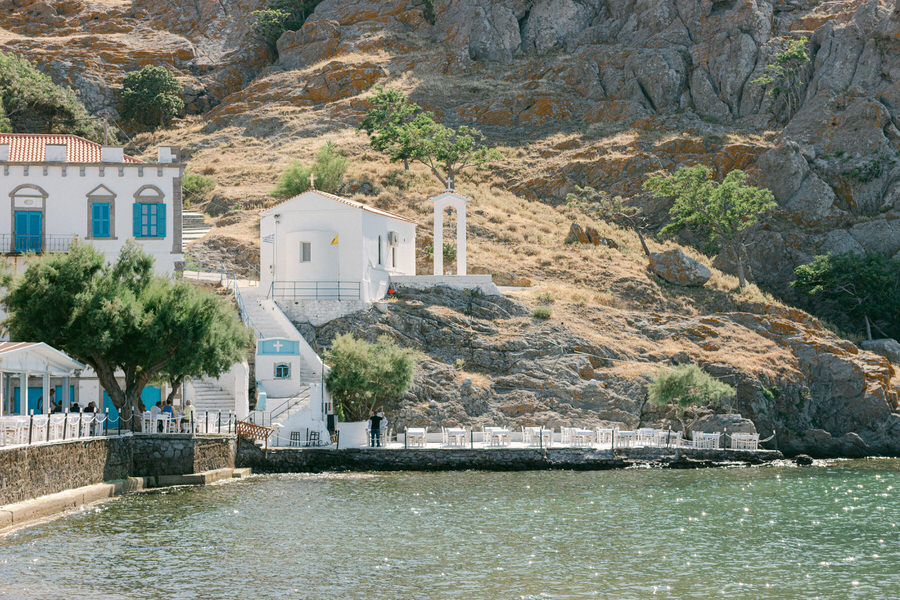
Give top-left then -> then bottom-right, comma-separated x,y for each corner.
62,375 -> 71,409
457,202 -> 467,276
433,204 -> 444,276
0,372 -> 4,418
19,371 -> 27,415
42,372 -> 50,415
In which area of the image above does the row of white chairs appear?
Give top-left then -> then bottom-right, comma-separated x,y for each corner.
0,413 -> 107,446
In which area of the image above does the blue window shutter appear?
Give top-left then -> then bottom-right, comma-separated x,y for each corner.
133,203 -> 141,237
158,203 -> 166,238
92,203 -> 110,237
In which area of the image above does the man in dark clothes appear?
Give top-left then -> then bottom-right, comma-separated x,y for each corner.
369,412 -> 383,447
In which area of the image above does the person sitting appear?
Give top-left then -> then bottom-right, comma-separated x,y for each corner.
84,402 -> 96,413
150,401 -> 163,431
182,400 -> 196,428
70,401 -> 81,413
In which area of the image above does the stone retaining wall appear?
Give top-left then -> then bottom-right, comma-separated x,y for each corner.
0,437 -> 131,506
237,443 -> 782,473
0,434 -> 235,506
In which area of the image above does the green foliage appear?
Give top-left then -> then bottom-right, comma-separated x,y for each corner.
120,65 -> 184,129
648,364 -> 736,433
359,87 -> 500,189
423,0 -> 436,25
325,333 -> 417,422
536,292 -> 555,304
0,97 -> 10,133
532,306 -> 552,320
271,142 -> 349,198
251,1 -> 323,51
0,52 -> 108,141
643,166 -> 776,288
2,242 -> 252,426
791,252 -> 900,340
841,154 -> 895,183
752,36 -> 810,121
182,173 -> 217,206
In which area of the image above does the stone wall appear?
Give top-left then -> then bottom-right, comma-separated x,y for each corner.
131,434 -> 235,477
0,437 -> 131,506
237,444 -> 781,473
1,434 -> 235,506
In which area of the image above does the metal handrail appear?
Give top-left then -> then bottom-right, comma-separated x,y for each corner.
270,280 -> 361,300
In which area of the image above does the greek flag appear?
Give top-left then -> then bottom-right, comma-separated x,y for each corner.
262,234 -> 275,244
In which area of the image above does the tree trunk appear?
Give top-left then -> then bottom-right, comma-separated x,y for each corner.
166,377 -> 182,406
634,227 -> 651,257
403,158 -> 409,171
736,256 -> 747,288
865,314 -> 873,341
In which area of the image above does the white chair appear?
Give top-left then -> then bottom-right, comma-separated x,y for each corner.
615,430 -> 637,448
560,427 -> 575,446
48,414 -> 66,441
595,427 -> 617,447
573,428 -> 594,447
406,427 -> 427,448
730,433 -> 759,450
692,431 -> 721,449
141,411 -> 152,432
523,426 -> 551,447
636,428 -> 657,447
653,430 -> 681,448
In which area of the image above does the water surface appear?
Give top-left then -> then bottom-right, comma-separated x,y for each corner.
1,460 -> 898,599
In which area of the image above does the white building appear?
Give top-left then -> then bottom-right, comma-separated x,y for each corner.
0,133 -> 184,274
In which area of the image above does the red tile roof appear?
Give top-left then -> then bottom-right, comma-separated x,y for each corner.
0,133 -> 142,163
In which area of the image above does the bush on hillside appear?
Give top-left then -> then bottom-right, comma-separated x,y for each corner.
120,65 -> 184,129
0,52 -> 108,141
271,142 -> 348,198
182,173 -> 217,206
532,306 -> 552,320
251,1 -> 323,50
325,333 -> 417,422
791,251 -> 900,340
647,364 -> 736,434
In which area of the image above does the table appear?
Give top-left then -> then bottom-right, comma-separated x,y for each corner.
484,427 -> 510,447
615,430 -> 637,447
444,427 -> 468,447
406,428 -> 427,448
572,428 -> 595,447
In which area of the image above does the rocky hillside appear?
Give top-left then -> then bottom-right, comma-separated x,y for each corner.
1,0 -> 898,454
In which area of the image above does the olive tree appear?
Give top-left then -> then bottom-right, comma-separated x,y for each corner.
3,242 -> 253,427
647,364 -> 736,435
121,65 -> 184,129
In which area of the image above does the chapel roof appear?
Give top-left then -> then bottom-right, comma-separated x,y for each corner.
0,133 -> 142,163
263,189 -> 416,224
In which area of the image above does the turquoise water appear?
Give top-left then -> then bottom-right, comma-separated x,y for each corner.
1,461 -> 898,599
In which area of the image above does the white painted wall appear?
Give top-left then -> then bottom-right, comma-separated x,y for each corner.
206,360 -> 250,418
0,158 -> 183,274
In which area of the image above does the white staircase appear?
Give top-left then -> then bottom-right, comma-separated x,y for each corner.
182,211 -> 212,243
190,380 -> 235,416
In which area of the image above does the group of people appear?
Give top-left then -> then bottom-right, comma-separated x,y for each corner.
369,410 -> 388,447
148,399 -> 196,431
38,389 -> 97,414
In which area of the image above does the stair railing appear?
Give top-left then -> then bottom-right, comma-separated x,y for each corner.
269,387 -> 311,422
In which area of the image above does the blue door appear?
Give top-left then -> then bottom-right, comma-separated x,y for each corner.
14,211 -> 42,253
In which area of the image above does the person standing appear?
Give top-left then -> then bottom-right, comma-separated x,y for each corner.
377,410 -> 388,446
369,412 -> 383,447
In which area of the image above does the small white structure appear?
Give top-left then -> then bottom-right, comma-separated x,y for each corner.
259,190 -> 416,304
0,133 -> 184,274
431,190 -> 468,276
0,342 -> 83,417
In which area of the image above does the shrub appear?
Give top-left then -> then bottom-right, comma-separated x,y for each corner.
647,364 -> 736,434
325,333 -> 417,422
0,52 -> 107,141
182,173 -> 217,206
251,1 -> 323,51
271,142 -> 348,198
532,306 -> 552,320
120,65 -> 184,129
536,292 -> 555,305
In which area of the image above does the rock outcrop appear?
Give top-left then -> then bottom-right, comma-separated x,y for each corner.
861,339 -> 900,365
649,249 -> 711,287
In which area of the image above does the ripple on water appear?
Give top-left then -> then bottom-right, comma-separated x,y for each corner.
0,461 -> 899,599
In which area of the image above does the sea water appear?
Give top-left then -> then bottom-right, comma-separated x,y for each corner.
1,460 -> 898,599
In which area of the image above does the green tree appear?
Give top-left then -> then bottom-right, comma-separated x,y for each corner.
565,186 -> 650,256
791,252 -> 900,341
643,166 -> 776,288
271,142 -> 349,198
251,1 -> 323,51
752,36 -> 810,122
0,97 -> 10,133
2,242 -> 252,427
182,173 -> 217,206
325,333 -> 417,422
120,65 -> 184,129
0,52 -> 108,141
359,88 -> 500,190
647,364 -> 736,435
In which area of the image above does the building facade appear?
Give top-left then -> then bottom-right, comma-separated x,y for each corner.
0,134 -> 183,274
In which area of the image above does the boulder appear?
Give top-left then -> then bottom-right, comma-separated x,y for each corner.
693,414 -> 758,436
649,249 -> 711,287
861,339 -> 900,365
567,223 -> 590,244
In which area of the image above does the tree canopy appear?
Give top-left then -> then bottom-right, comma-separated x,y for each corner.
2,242 -> 252,427
271,142 -> 349,198
325,333 -> 417,422
359,87 -> 500,190
791,251 -> 900,340
251,1 -> 323,51
647,364 -> 736,434
120,65 -> 184,129
0,52 -> 109,142
643,166 -> 776,288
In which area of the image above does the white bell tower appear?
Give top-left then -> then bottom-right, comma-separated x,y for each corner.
431,191 -> 469,276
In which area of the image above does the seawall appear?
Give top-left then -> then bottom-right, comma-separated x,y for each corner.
236,444 -> 783,473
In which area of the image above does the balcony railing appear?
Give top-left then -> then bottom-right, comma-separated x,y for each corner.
0,234 -> 77,254
270,280 -> 362,300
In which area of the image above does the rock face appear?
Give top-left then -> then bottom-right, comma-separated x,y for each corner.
692,414 -> 758,437
649,249 -> 711,287
293,287 -> 899,458
861,339 -> 900,365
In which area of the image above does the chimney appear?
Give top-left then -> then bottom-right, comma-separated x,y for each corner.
45,144 -> 67,162
0,144 -> 9,162
157,146 -> 179,164
101,146 -> 124,162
